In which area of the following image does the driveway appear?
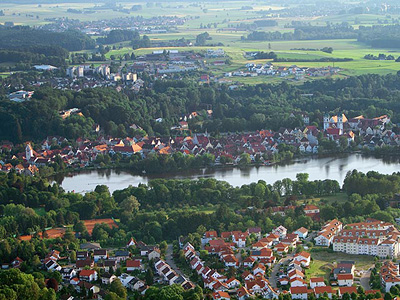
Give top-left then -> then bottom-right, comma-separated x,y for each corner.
360,269 -> 371,291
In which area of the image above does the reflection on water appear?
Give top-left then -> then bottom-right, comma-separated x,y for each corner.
55,154 -> 400,194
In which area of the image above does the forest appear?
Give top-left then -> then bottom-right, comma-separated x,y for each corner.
0,26 -> 95,67
1,73 -> 400,142
246,24 -> 400,48
0,26 -> 95,51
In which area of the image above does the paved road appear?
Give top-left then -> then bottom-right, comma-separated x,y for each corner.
360,269 -> 371,291
269,255 -> 293,288
165,244 -> 185,277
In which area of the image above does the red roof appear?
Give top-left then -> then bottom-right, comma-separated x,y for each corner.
339,286 -> 357,295
80,269 -> 96,276
338,274 -> 353,280
126,260 -> 141,268
314,286 -> 333,294
290,286 -> 308,294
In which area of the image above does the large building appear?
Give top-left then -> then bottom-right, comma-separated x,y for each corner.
332,221 -> 400,258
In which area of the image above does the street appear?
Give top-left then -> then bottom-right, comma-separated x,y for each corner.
165,244 -> 185,277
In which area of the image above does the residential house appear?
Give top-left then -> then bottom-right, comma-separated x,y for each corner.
314,286 -> 333,299
101,273 -> 117,285
337,274 -> 354,287
126,259 -> 142,272
93,249 -> 108,262
212,291 -> 230,300
79,270 -> 98,282
294,227 -> 309,239
290,286 -> 309,299
337,286 -> 357,298
310,277 -> 326,289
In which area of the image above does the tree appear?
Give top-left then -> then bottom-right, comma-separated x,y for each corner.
239,153 -> 251,166
145,269 -> 154,285
120,195 -> 140,214
110,279 -> 127,299
384,292 -> 393,300
105,292 -> 121,300
70,250 -> 76,262
195,32 -> 210,46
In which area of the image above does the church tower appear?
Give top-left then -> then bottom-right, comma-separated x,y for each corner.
26,143 -> 33,161
323,114 -> 330,131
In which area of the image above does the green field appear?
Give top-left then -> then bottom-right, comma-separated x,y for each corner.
306,249 -> 375,280
3,1 -> 400,81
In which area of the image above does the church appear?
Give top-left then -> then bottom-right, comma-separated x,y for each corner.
323,113 -> 348,135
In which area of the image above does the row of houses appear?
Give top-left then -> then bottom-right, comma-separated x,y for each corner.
315,219 -> 400,258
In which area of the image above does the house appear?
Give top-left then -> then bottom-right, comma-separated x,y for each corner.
222,254 -> 239,268
241,271 -> 255,281
333,261 -> 355,279
148,248 -> 161,260
93,249 -> 108,262
294,227 -> 309,239
274,243 -> 289,254
247,227 -> 262,239
314,286 -> 333,299
76,251 -> 89,260
76,281 -> 100,295
126,259 -> 142,272
310,277 -> 326,289
290,286 -> 309,299
118,273 -> 136,287
212,291 -> 230,299
127,277 -> 147,293
79,269 -> 98,282
76,258 -> 94,270
126,237 -> 136,248
102,259 -> 117,273
272,225 -> 287,238
45,260 -> 61,272
202,231 -> 218,244
114,250 -> 130,262
11,257 -> 23,269
101,272 -> 117,285
338,286 -> 357,298
252,263 -> 266,276
337,274 -> 353,286
243,256 -> 256,268
294,251 -> 311,267
226,278 -> 240,289
80,242 -> 101,250
61,268 -> 77,280
237,286 -> 251,300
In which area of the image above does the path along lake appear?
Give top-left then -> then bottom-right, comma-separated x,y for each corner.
54,154 -> 400,194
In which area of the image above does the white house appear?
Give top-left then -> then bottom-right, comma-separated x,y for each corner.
290,286 -> 308,299
337,274 -> 353,287
294,227 -> 309,239
310,277 -> 325,289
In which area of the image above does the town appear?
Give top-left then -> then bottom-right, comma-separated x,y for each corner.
0,112 -> 393,176
4,213 -> 400,299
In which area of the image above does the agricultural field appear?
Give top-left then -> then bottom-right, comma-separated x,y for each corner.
3,0 -> 400,81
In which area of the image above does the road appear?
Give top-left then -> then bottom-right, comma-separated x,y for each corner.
269,254 -> 293,288
165,244 -> 185,277
360,269 -> 371,291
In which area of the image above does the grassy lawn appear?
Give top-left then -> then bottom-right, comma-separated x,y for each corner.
306,249 -> 375,280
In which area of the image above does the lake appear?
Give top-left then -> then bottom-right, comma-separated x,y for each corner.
54,154 -> 400,194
